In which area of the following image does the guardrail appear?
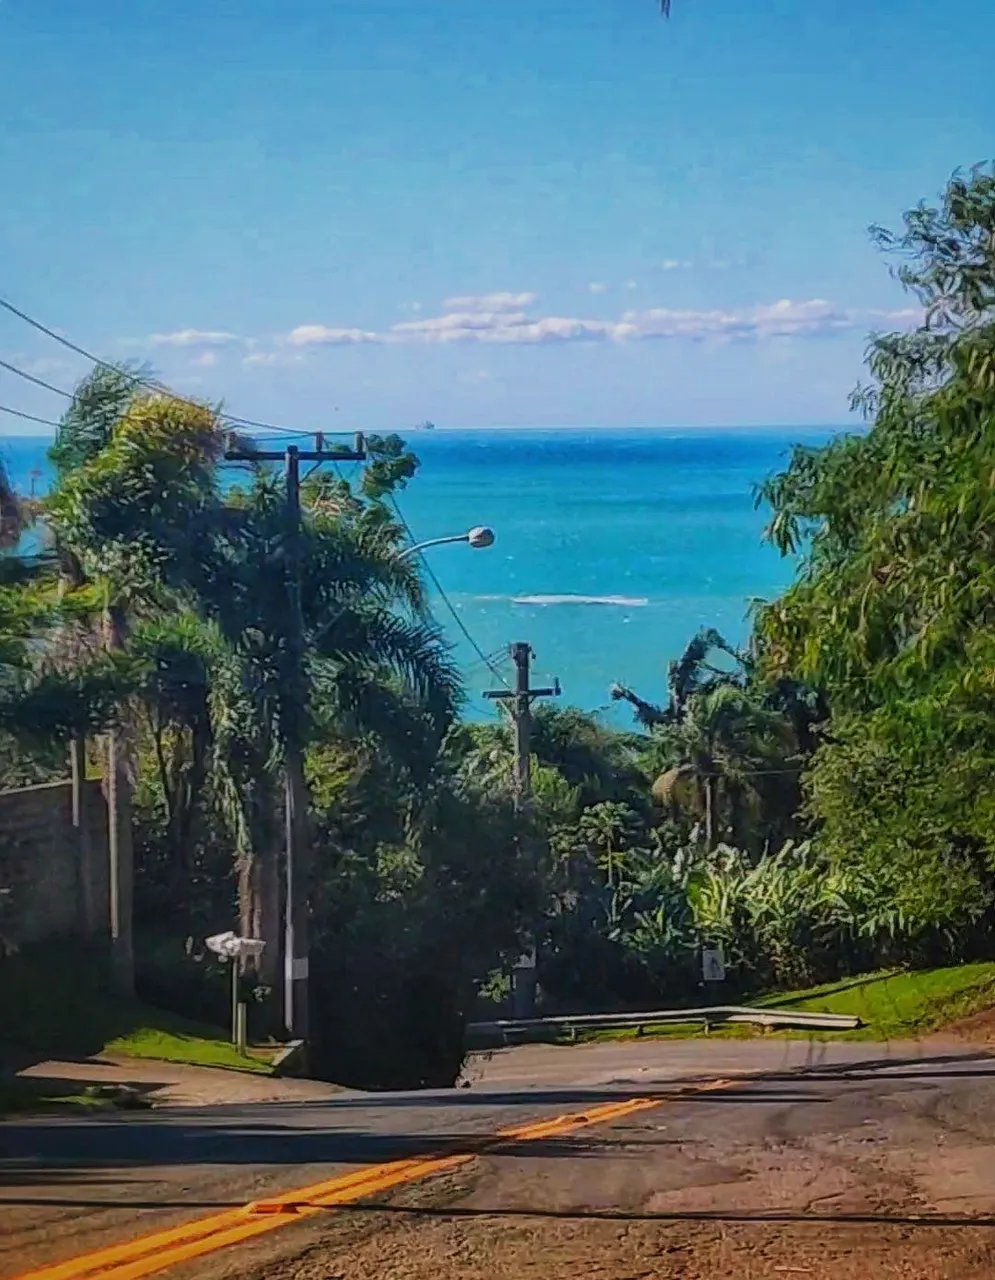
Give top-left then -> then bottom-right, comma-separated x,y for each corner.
467,1005 -> 861,1045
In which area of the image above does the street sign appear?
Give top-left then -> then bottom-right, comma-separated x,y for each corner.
702,946 -> 726,983
204,934 -> 266,1053
205,932 -> 266,961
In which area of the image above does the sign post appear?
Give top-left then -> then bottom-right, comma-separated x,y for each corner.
205,933 -> 266,1053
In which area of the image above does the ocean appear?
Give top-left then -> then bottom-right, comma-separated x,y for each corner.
0,427 -> 836,725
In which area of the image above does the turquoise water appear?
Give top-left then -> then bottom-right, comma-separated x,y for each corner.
0,428 -> 836,724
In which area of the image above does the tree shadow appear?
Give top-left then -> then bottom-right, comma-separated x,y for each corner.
0,1071 -> 167,1117
0,1088 -> 823,1187
754,972 -> 900,1010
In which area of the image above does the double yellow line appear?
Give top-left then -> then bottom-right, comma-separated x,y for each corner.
12,1084 -> 732,1280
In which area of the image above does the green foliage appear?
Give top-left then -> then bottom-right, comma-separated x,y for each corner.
7,163 -> 995,1086
2,937 -> 266,1071
48,364 -> 146,477
754,164 -> 995,939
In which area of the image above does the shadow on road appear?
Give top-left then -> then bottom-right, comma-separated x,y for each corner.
0,1089 -> 818,1187
3,1050 -> 993,1199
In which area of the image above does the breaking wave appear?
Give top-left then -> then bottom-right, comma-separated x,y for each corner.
510,594 -> 650,607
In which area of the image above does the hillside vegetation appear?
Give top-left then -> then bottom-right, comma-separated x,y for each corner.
3,164 -> 995,1087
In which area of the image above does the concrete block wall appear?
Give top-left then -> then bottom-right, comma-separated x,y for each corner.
0,779 -> 109,947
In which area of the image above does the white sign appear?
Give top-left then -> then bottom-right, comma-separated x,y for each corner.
205,932 -> 266,960
702,946 -> 726,983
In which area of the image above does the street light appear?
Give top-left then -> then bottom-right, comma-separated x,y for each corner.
397,526 -> 495,561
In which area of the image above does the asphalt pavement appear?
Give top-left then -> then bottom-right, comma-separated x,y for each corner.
2,1037 -> 993,1279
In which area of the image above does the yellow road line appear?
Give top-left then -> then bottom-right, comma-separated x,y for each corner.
11,1081 -> 733,1280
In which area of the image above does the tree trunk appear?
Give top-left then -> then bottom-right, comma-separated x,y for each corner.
237,844 -> 282,992
70,737 -> 97,937
704,775 -> 715,850
283,749 -> 311,1040
103,604 -> 134,995
236,777 -> 284,1034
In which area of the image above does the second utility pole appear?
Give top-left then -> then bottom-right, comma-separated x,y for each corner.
484,642 -> 560,806
484,642 -> 559,1018
224,435 -> 366,1043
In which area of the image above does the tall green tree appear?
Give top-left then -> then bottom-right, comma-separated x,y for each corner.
755,164 -> 995,935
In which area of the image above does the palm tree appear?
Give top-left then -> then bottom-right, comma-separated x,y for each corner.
669,684 -> 794,851
46,386 -> 461,1020
186,467 -> 460,1012
611,627 -> 747,728
47,374 -> 228,992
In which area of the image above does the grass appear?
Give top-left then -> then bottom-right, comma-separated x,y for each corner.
2,939 -> 275,1076
753,961 -> 995,1041
513,963 -> 995,1049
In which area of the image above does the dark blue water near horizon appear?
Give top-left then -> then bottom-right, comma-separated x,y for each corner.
0,426 -> 840,724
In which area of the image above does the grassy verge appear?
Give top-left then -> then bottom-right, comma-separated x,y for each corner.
753,962 -> 995,1041
474,963 -> 995,1050
2,939 -> 275,1076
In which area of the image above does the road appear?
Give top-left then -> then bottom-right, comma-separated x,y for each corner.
2,1037 -> 994,1280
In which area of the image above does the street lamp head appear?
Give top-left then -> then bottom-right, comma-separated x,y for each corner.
467,525 -> 495,549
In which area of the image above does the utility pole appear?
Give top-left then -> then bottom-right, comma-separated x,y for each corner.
484,643 -> 559,1018
224,433 -> 366,1041
484,642 -> 560,808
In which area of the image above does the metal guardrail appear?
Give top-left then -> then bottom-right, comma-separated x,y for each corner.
467,1005 -> 861,1043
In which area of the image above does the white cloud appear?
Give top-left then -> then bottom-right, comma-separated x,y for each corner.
624,280 -> 638,290
587,282 -> 608,295
620,298 -> 918,342
191,351 -> 218,368
866,306 -> 923,327
390,309 -> 631,345
147,329 -> 242,349
661,259 -> 693,271
284,324 -> 380,347
442,291 -> 537,312
264,297 -> 922,356
242,349 -> 306,368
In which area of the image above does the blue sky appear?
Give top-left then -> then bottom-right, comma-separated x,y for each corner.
0,0 -> 992,432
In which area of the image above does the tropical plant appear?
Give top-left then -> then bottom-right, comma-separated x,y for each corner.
754,163 -> 995,931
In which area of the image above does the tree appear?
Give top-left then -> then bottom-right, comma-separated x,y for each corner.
610,626 -> 746,728
612,629 -> 805,851
754,164 -> 995,936
47,396 -> 462,1018
202,466 -> 461,1008
47,383 -> 227,992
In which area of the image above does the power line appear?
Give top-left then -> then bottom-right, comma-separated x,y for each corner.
0,402 -> 61,428
388,493 -> 510,688
0,295 -> 325,437
0,356 -> 73,399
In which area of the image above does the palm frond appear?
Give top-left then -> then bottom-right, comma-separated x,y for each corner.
49,363 -> 144,477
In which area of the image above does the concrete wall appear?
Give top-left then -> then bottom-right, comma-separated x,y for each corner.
0,780 -> 109,947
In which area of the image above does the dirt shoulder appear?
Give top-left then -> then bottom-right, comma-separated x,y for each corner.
7,1056 -> 346,1109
